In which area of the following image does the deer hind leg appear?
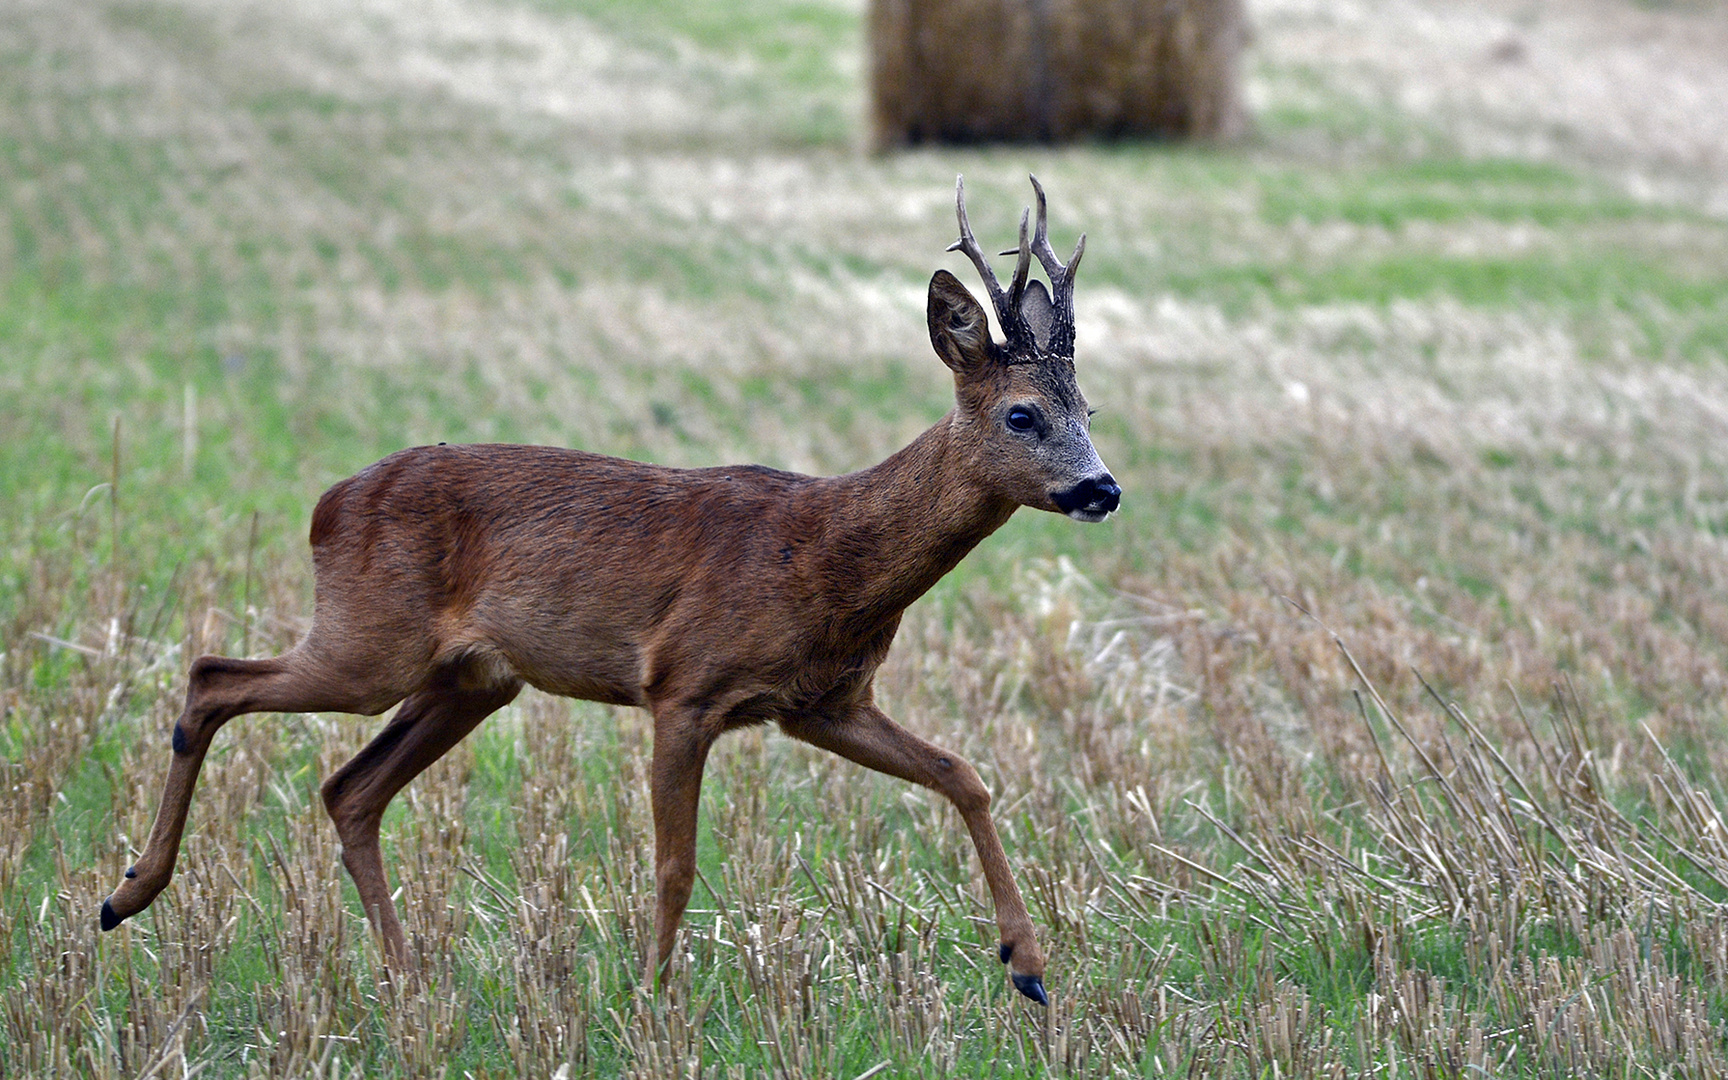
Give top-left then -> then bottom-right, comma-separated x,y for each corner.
101,647 -> 417,932
319,672 -> 520,974
645,706 -> 718,987
782,704 -> 1050,1005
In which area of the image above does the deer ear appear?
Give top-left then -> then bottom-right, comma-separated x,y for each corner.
927,270 -> 993,375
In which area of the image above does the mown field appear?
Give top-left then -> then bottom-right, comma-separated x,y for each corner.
5,0 -> 1728,1075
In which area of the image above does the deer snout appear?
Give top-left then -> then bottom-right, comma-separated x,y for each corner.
1053,474 -> 1121,522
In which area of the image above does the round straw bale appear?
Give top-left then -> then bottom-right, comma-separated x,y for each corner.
870,0 -> 1248,149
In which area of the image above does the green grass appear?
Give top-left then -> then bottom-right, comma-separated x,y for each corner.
1259,157 -> 1665,228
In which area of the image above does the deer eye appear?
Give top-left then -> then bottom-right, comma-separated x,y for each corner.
1006,406 -> 1038,433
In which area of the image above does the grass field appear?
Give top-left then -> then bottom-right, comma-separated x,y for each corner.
5,0 -> 1728,1074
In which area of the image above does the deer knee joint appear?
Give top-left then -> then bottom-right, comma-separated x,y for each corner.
331,809 -> 380,852
187,654 -> 237,692
319,769 -> 377,833
655,850 -> 697,907
955,780 -> 991,816
936,759 -> 990,815
171,723 -> 191,756
318,774 -> 344,818
657,854 -> 694,887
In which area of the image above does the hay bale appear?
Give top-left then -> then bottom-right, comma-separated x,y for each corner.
869,0 -> 1248,149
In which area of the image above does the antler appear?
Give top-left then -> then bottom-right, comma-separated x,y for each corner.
1027,175 -> 1084,357
948,176 -> 1031,352
948,175 -> 1084,359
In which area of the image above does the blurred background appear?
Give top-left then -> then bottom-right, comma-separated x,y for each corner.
5,0 -> 1728,1075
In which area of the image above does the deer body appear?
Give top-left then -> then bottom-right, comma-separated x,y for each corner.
101,178 -> 1118,1006
303,430 -> 1012,716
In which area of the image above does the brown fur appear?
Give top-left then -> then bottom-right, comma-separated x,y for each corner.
100,180 -> 1118,1005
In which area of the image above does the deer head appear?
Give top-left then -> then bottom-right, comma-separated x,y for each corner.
929,176 -> 1121,522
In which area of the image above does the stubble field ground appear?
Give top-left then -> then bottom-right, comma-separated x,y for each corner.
5,0 -> 1728,1075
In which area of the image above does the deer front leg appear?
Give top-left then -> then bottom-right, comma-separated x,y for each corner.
783,704 -> 1049,1005
646,706 -> 717,987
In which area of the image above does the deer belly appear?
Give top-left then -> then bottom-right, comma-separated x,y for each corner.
491,625 -> 646,706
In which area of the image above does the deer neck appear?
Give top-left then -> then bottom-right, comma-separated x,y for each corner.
816,412 -> 1017,626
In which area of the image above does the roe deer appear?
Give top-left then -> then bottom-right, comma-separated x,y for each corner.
100,176 -> 1120,1005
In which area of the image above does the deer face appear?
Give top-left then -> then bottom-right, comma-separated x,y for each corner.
997,360 -> 1121,522
928,176 -> 1120,523
929,270 -> 1121,522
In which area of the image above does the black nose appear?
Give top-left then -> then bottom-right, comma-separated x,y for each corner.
1054,474 -> 1122,516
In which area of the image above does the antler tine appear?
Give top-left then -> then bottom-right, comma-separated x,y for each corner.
947,175 -> 1027,346
1027,175 -> 1071,285
1008,208 -> 1031,310
947,177 -> 1005,302
1018,176 -> 1084,357
1028,175 -> 1086,326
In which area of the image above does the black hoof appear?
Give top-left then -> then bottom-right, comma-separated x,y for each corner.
99,899 -> 124,932
1012,972 -> 1049,1006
